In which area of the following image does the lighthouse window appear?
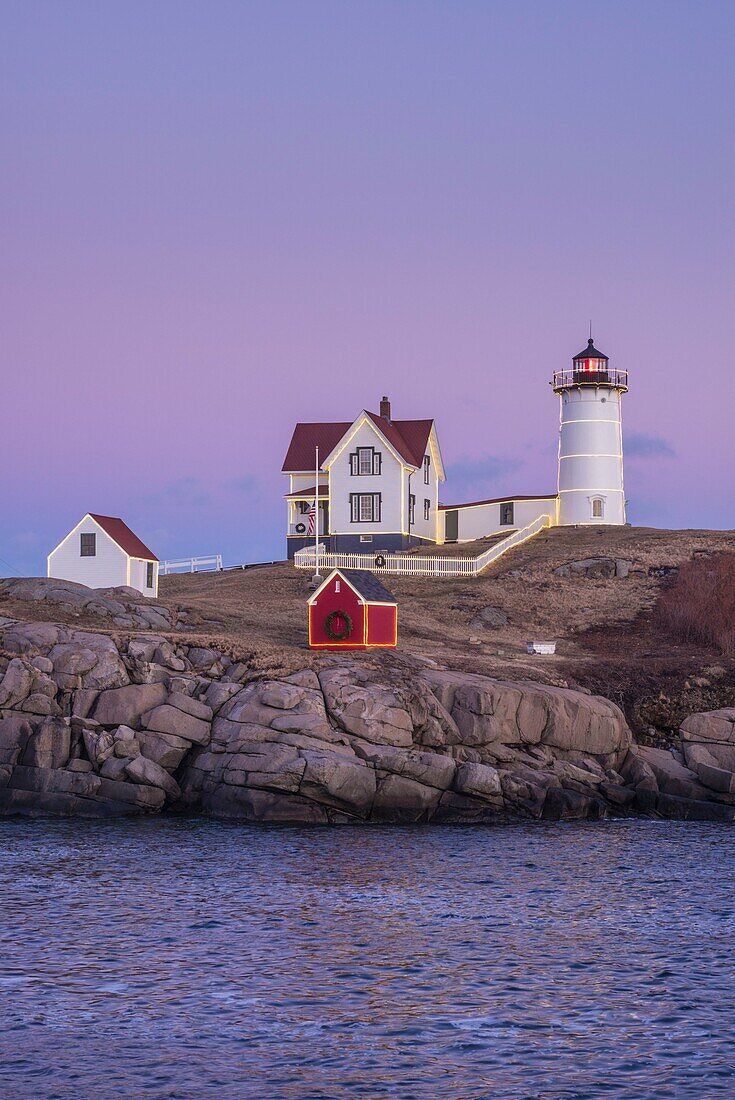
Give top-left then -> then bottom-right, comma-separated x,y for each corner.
591,498 -> 605,519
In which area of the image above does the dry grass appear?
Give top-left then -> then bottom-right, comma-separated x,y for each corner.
655,553 -> 735,657
155,525 -> 735,681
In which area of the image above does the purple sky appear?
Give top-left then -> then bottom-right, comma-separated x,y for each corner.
2,1 -> 734,575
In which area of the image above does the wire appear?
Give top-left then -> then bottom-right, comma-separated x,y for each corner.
0,553 -> 24,578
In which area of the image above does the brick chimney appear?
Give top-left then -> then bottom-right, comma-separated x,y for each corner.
379,396 -> 391,420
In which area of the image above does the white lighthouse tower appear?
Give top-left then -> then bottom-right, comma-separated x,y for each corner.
553,336 -> 628,526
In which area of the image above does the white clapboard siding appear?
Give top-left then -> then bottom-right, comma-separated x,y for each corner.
48,514 -> 159,597
48,517 -> 129,589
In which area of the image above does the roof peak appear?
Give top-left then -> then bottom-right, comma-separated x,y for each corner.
573,337 -> 608,361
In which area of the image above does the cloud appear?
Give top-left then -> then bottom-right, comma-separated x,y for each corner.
445,454 -> 523,484
625,432 -> 676,459
225,475 -> 258,496
142,477 -> 212,507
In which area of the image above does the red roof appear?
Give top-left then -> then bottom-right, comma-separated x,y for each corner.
365,412 -> 433,468
89,514 -> 159,561
284,485 -> 319,498
282,413 -> 434,471
281,423 -> 352,472
438,494 -> 556,510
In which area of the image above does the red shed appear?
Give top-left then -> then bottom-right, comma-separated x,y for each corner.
308,569 -> 397,650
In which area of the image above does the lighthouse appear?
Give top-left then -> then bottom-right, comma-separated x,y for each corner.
553,336 -> 628,526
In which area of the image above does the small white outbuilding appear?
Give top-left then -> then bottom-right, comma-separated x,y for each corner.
47,513 -> 159,598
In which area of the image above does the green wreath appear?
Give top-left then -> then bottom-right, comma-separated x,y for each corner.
324,609 -> 353,641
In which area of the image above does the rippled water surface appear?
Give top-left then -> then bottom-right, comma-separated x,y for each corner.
1,819 -> 734,1099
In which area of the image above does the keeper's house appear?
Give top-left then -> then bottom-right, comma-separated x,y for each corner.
282,397 -> 445,558
47,513 -> 159,597
282,396 -> 555,558
308,569 -> 397,650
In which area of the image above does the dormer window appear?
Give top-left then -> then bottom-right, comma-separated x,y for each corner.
423,455 -> 430,484
350,447 -> 381,476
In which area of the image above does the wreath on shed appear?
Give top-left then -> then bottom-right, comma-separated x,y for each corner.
324,610 -> 353,641
374,554 -> 387,568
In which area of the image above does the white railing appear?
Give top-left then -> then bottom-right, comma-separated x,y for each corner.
472,513 -> 552,574
293,515 -> 552,578
159,554 -> 223,576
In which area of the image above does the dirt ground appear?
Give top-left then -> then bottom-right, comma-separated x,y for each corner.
156,525 -> 733,658
4,525 -> 735,737
165,526 -> 735,737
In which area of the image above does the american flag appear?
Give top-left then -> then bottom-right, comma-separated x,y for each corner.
307,501 -> 316,536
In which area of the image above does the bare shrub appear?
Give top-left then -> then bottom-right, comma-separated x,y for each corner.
655,553 -> 735,657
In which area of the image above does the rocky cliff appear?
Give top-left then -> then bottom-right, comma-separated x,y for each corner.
2,611 -> 734,824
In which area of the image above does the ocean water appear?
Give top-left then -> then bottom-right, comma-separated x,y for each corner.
0,819 -> 733,1100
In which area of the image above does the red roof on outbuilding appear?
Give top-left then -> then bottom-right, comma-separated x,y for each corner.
438,494 -> 556,510
89,514 -> 159,561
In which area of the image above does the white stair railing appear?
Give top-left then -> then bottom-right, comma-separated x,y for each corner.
293,515 -> 552,578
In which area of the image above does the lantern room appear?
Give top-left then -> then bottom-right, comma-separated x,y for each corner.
572,338 -> 609,383
552,337 -> 628,392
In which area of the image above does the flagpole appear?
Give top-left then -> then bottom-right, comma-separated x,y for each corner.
313,444 -> 322,583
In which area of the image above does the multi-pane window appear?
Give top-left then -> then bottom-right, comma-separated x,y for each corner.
423,455 -> 430,484
146,562 -> 154,588
350,493 -> 381,523
80,533 -> 96,556
358,448 -> 373,475
500,502 -> 514,526
591,497 -> 605,519
409,494 -> 416,526
350,447 -> 381,476
424,499 -> 430,521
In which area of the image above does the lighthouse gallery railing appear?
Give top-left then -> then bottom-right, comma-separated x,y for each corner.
552,367 -> 629,392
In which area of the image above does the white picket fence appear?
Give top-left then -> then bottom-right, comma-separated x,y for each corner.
158,554 -> 223,576
294,514 -> 552,578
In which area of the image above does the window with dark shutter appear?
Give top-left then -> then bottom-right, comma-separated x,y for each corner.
146,562 -> 154,588
349,447 -> 381,475
350,493 -> 381,522
423,455 -> 430,484
80,533 -> 96,556
409,494 -> 415,526
424,499 -> 430,521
